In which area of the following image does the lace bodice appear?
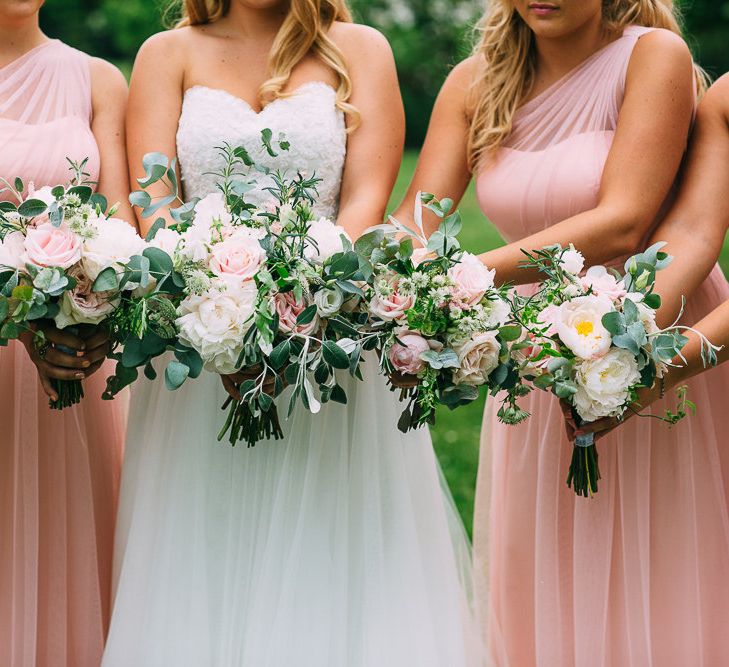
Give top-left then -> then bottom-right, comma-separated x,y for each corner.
176,81 -> 346,218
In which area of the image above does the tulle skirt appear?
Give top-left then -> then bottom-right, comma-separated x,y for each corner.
0,340 -> 126,667
475,265 -> 729,667
103,354 -> 483,666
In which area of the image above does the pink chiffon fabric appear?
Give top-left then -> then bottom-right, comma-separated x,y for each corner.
474,27 -> 729,666
0,40 -> 126,667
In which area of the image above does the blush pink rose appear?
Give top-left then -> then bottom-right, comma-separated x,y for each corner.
447,253 -> 496,308
23,222 -> 82,269
0,231 -> 27,270
579,266 -> 627,302
274,291 -> 320,336
389,331 -> 429,375
55,265 -> 116,328
209,233 -> 265,285
369,279 -> 415,323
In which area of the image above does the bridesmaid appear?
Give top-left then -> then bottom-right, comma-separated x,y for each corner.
0,2 -> 133,666
570,73 -> 729,439
395,0 -> 729,665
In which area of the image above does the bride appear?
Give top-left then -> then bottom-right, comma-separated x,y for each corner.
102,1 -> 482,665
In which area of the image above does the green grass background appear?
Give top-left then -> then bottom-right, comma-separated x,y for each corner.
391,150 -> 729,535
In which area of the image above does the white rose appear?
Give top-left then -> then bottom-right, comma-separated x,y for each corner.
573,348 -> 641,422
452,331 -> 501,386
305,217 -> 351,262
556,295 -> 613,359
193,192 -> 232,229
83,215 -> 145,280
314,285 -> 345,317
148,227 -> 181,256
176,281 -> 257,374
0,231 -> 26,270
180,219 -> 213,263
560,245 -> 585,275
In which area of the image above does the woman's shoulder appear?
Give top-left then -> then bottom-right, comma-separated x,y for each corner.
329,22 -> 394,61
89,58 -> 128,109
626,26 -> 692,69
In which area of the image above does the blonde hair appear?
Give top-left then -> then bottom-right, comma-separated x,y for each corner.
169,0 -> 358,126
466,0 -> 708,170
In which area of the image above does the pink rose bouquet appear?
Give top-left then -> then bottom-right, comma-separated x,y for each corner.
356,192 -> 526,432
105,137 -> 367,447
0,162 -> 143,408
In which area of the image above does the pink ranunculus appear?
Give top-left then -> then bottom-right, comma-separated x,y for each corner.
389,331 -> 430,375
0,231 -> 27,270
579,265 -> 627,302
368,278 -> 415,323
274,291 -> 320,336
447,252 -> 496,308
23,222 -> 83,269
209,233 -> 265,285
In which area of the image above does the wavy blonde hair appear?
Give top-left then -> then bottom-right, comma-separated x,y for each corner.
466,0 -> 707,170
168,0 -> 358,126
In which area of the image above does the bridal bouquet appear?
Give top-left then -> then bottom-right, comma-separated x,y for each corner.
0,163 -> 144,408
104,137 -> 368,446
356,192 -> 526,433
512,243 -> 717,496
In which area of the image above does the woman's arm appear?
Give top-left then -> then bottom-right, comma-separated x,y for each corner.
332,24 -> 405,239
89,58 -> 136,226
480,30 -> 695,284
647,75 -> 729,328
126,31 -> 186,235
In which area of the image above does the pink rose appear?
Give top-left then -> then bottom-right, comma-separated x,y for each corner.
580,266 -> 627,302
274,291 -> 320,336
55,265 -> 117,328
411,247 -> 433,266
209,233 -> 265,285
0,231 -> 27,270
447,253 -> 496,308
389,331 -> 430,375
369,278 -> 415,323
23,222 -> 82,269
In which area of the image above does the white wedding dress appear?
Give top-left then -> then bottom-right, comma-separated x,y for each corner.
102,82 -> 484,666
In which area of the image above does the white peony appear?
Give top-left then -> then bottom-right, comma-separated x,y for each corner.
580,265 -> 627,302
452,331 -> 501,386
176,281 -> 257,374
193,192 -> 232,229
83,215 -> 145,280
555,295 -> 613,359
560,245 -> 585,275
148,227 -> 181,256
305,217 -> 351,262
482,297 -> 511,328
314,285 -> 345,317
573,348 -> 641,422
0,231 -> 26,270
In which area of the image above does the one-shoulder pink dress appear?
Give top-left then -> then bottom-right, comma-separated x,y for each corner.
0,40 -> 126,667
474,27 -> 729,666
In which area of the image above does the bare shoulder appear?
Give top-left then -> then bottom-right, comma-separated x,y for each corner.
699,74 -> 729,124
440,56 -> 480,115
329,22 -> 393,63
89,58 -> 127,107
133,28 -> 191,70
630,28 -> 692,71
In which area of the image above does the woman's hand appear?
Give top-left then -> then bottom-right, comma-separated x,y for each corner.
20,322 -> 111,401
561,382 -> 664,443
221,365 -> 280,401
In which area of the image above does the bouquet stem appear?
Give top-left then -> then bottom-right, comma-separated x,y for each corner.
218,397 -> 284,447
567,432 -> 600,497
49,379 -> 84,410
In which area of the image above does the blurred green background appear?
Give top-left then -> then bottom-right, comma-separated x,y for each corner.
38,0 -> 729,533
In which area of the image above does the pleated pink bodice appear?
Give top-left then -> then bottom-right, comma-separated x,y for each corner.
0,39 -> 100,192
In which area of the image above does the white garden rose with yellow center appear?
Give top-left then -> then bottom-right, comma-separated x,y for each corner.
555,295 -> 613,359
573,348 -> 641,422
176,281 -> 257,374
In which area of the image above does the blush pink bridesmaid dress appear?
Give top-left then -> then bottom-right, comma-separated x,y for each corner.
0,40 -> 127,667
474,26 -> 729,667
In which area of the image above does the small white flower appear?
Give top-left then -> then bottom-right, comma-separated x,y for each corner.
304,217 -> 351,263
560,245 -> 585,275
314,285 -> 345,317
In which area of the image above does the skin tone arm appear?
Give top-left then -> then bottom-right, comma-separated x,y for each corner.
394,30 -> 695,286
565,76 -> 729,441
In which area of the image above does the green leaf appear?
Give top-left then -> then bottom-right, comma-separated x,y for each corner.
17,199 -> 48,218
51,186 -> 65,199
233,146 -> 254,166
612,332 -> 640,356
165,360 -> 190,390
138,152 -> 170,188
174,347 -> 203,379
643,293 -> 661,310
143,246 -> 174,274
67,185 -> 92,203
144,362 -> 157,381
121,337 -> 148,368
270,339 -> 291,370
322,340 -> 349,369
14,177 -> 23,193
129,190 -> 152,210
330,384 -> 347,404
602,311 -> 625,336
92,266 -> 119,292
145,217 -> 166,241
89,193 -> 108,213
296,304 -> 317,326
622,297 -> 639,325
498,324 -> 522,342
